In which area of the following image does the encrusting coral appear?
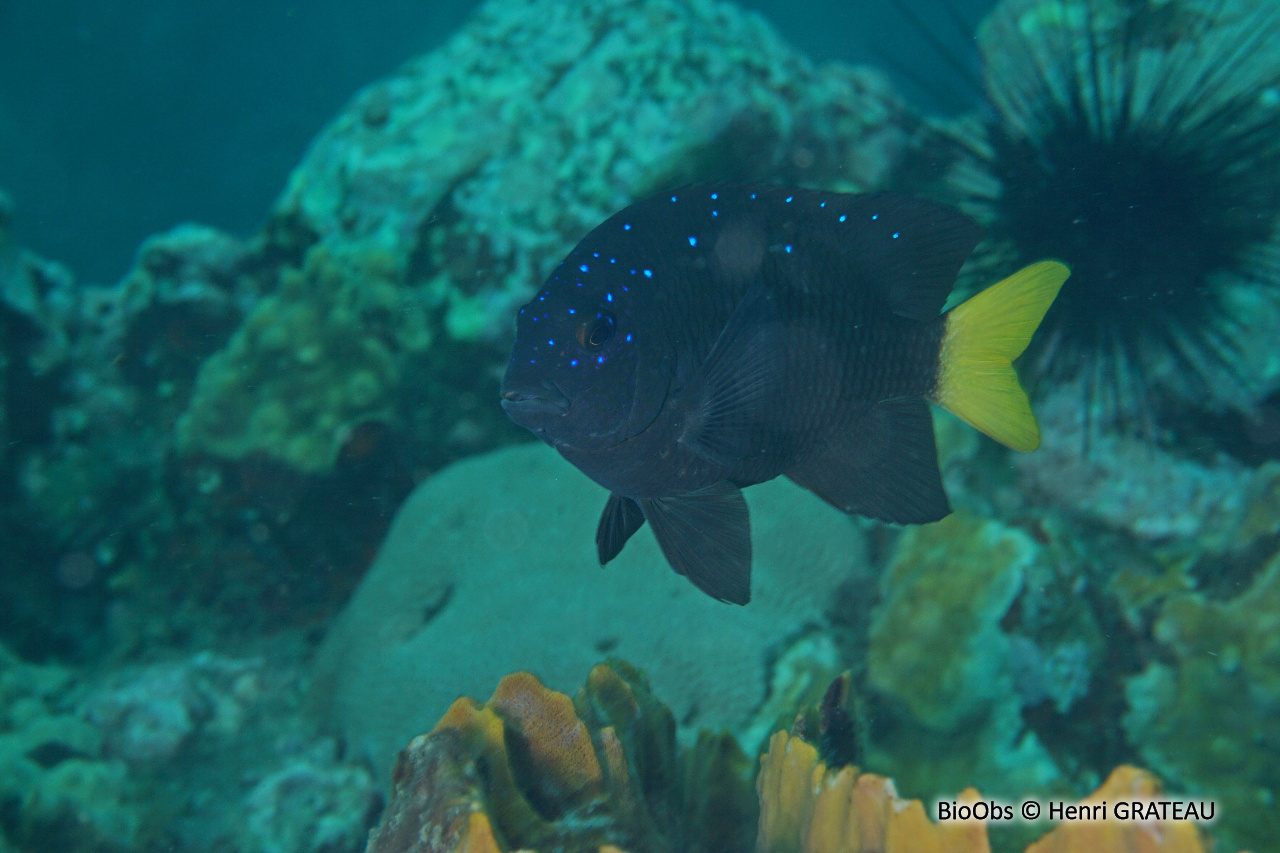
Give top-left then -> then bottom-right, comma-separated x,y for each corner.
177,241 -> 430,472
1123,546 -> 1280,853
865,512 -> 1081,799
365,662 -> 1226,853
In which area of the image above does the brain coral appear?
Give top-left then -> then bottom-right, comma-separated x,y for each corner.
307,441 -> 870,784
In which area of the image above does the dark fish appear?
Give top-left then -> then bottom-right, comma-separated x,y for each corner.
500,185 -> 1067,604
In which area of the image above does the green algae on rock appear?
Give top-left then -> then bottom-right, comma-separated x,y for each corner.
308,441 -> 870,783
866,512 -> 1076,800
1123,548 -> 1280,853
0,644 -> 142,852
177,242 -> 430,472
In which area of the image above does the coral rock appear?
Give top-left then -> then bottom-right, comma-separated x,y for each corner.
1123,547 -> 1280,852
241,753 -> 379,853
272,0 -> 911,346
366,662 -> 740,853
1018,386 -> 1280,556
84,652 -> 260,763
177,242 -> 429,472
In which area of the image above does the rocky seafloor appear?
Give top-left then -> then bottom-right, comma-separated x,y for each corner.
2,0 -> 1279,851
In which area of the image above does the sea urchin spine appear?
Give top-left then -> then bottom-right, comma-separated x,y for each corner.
954,0 -> 1280,430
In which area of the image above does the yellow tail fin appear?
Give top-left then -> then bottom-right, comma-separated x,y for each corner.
930,261 -> 1069,451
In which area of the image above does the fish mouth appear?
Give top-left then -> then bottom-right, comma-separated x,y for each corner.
500,385 -> 570,418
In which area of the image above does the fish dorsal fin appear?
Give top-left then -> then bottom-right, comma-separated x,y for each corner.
596,493 -> 646,565
830,193 -> 982,321
638,483 -> 751,604
786,397 -> 950,524
677,286 -> 787,468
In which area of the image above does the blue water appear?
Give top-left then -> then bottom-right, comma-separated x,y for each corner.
0,0 -> 990,284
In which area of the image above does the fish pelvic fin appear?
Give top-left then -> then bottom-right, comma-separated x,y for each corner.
930,260 -> 1069,452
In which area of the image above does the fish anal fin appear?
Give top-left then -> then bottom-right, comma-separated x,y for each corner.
638,482 -> 752,605
787,398 -> 949,524
596,493 -> 646,565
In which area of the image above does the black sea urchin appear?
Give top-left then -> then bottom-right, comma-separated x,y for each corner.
947,0 -> 1280,430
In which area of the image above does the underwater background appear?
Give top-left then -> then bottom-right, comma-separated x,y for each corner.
1,0 -> 1278,851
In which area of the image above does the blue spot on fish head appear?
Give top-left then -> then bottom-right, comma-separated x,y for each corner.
504,265 -> 646,450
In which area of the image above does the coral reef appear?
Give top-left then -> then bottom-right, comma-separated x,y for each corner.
0,0 -> 925,664
366,662 -> 1222,853
273,0 -> 911,345
1016,386 -> 1280,557
0,202 -> 426,657
176,241 -> 430,472
865,512 -> 1097,799
240,739 -> 379,853
4,0 -> 1276,850
1123,547 -> 1280,853
1,639 -> 380,853
0,643 -> 142,851
84,652 -> 261,763
0,214 -> 265,659
935,0 -> 1280,429
308,441 -> 870,782
366,661 -> 754,853
175,0 -> 918,477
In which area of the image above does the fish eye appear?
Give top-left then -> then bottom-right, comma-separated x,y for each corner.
576,312 -> 616,350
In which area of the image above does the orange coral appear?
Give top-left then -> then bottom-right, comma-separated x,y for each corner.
756,731 -> 989,853
455,813 -> 503,853
368,662 -> 737,853
755,732 -> 1220,853
1025,767 -> 1207,853
367,665 -> 1227,853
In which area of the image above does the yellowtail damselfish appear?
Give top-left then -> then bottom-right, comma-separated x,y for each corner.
501,185 -> 1067,604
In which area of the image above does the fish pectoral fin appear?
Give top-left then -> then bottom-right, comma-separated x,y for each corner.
638,483 -> 752,605
596,493 -> 646,565
787,397 -> 950,524
678,288 -> 786,467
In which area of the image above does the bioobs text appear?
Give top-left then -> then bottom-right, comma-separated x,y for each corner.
936,800 -> 1013,821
